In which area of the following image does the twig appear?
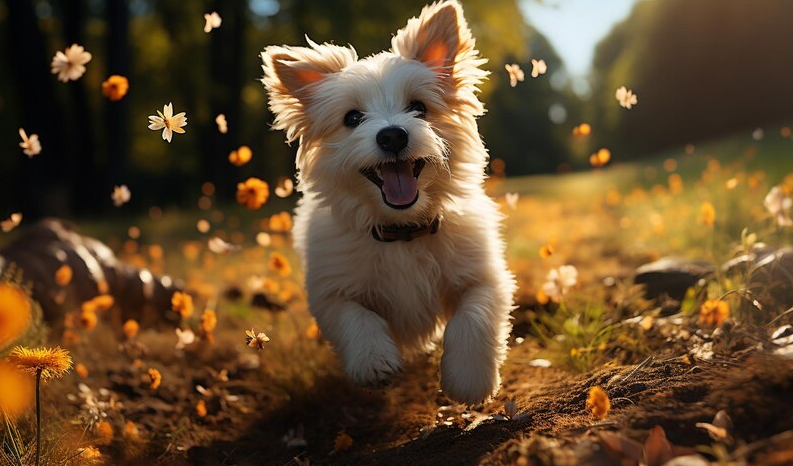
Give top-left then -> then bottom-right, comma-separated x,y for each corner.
619,356 -> 654,385
769,305 -> 793,325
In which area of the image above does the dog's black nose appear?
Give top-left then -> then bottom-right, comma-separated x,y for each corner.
376,126 -> 409,154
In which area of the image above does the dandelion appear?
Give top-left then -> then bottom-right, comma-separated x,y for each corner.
147,103 -> 187,143
541,265 -> 578,301
8,346 -> 72,466
589,148 -> 611,168
229,146 -> 253,166
615,86 -> 638,109
764,186 -> 793,227
215,114 -> 228,134
245,327 -> 270,350
236,177 -> 269,209
51,44 -> 92,82
203,11 -> 222,33
1,213 -> 22,232
699,201 -> 716,227
699,299 -> 729,327
586,386 -> 611,420
0,282 -> 32,350
530,59 -> 547,78
171,291 -> 194,319
147,368 -> 162,390
19,128 -> 42,157
123,319 -> 139,339
274,177 -> 294,198
111,185 -> 131,207
504,64 -> 524,87
269,252 -> 292,276
101,75 -> 129,101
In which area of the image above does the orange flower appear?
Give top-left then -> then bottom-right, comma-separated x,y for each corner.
94,419 -> 114,445
80,308 -> 98,330
699,299 -> 729,327
268,252 -> 292,277
589,148 -> 611,168
148,368 -> 161,389
200,309 -> 217,335
0,361 -> 33,418
269,211 -> 293,232
82,295 -> 114,314
229,146 -> 252,166
79,446 -> 102,459
123,319 -> 139,339
171,291 -> 194,320
236,177 -> 269,210
586,386 -> 611,420
101,75 -> 129,101
75,363 -> 89,378
54,265 -> 73,286
124,420 -> 140,440
539,244 -> 554,259
699,202 -> 716,227
195,399 -> 207,417
0,282 -> 32,350
306,323 -> 320,340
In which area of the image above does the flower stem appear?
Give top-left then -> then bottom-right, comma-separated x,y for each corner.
35,368 -> 41,466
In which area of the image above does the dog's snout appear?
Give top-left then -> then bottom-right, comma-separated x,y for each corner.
376,126 -> 409,154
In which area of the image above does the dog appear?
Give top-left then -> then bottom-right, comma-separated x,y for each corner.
261,0 -> 516,404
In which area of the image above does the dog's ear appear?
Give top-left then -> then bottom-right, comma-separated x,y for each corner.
392,1 -> 480,78
261,38 -> 357,141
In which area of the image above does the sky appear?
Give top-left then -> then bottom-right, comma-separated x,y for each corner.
520,0 -> 641,78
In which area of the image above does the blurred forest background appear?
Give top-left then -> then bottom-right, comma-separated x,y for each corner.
1,0 -> 792,219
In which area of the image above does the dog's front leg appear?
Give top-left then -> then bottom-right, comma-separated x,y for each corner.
440,285 -> 511,404
313,298 -> 403,387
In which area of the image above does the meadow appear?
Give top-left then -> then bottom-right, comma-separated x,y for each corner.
2,125 -> 793,465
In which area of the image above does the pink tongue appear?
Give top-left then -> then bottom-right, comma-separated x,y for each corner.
381,160 -> 418,206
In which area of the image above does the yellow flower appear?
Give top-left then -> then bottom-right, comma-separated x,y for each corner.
75,363 -> 89,378
171,291 -> 194,320
699,201 -> 716,227
147,102 -> 187,143
123,319 -> 139,339
236,177 -> 269,209
101,75 -> 129,101
0,282 -> 32,350
586,386 -> 611,420
539,244 -> 554,259
0,361 -> 33,418
699,299 -> 729,327
7,346 -> 72,381
148,368 -> 162,389
80,308 -> 98,330
269,211 -> 293,232
268,252 -> 292,277
229,146 -> 252,166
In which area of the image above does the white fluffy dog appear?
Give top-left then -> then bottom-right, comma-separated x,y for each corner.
261,0 -> 516,404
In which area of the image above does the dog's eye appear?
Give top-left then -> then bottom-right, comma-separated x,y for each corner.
406,101 -> 426,118
344,110 -> 364,128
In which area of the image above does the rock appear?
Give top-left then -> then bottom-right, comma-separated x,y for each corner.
633,257 -> 714,301
0,218 -> 181,327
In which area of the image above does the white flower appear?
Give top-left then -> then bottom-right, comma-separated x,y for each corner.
203,11 -> 222,33
615,86 -> 638,109
504,64 -> 524,87
542,265 -> 578,300
215,113 -> 228,134
505,192 -> 519,211
1,213 -> 22,232
764,186 -> 793,227
175,328 -> 196,350
18,128 -> 42,157
111,185 -> 131,207
246,327 -> 270,350
51,44 -> 92,82
148,103 -> 187,143
530,59 -> 547,78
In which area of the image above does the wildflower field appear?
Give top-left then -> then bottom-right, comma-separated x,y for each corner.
2,126 -> 793,465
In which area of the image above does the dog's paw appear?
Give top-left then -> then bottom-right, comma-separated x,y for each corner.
343,336 -> 403,388
440,351 -> 501,405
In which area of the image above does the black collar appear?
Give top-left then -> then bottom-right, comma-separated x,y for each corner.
371,216 -> 441,242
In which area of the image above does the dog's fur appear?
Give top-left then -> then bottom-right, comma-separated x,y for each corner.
261,0 -> 516,404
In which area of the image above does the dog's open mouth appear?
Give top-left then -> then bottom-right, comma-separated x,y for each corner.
360,159 -> 426,210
